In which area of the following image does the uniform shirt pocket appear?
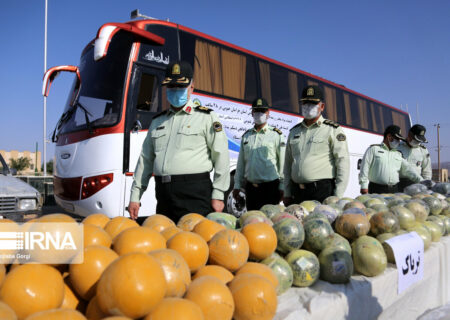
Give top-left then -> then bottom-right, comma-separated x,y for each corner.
151,129 -> 168,152
177,126 -> 204,150
310,136 -> 328,154
289,137 -> 301,156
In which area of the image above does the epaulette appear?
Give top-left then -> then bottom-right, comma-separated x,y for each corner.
323,119 -> 339,128
273,128 -> 282,135
290,123 -> 301,131
242,129 -> 252,137
420,145 -> 426,149
152,110 -> 167,119
195,106 -> 212,114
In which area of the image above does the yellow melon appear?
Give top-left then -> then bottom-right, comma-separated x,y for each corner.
143,214 -> 175,232
193,219 -> 226,242
112,227 -> 166,255
0,301 -> 16,320
167,232 -> 209,273
160,226 -> 183,241
208,229 -> 249,272
144,298 -> 204,320
192,265 -> 234,285
82,213 -> 110,229
235,262 -> 279,290
25,308 -> 86,320
84,224 -> 112,248
103,217 -> 139,240
177,213 -> 206,231
241,222 -> 277,260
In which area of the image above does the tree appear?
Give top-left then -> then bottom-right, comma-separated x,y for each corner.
41,160 -> 54,174
9,157 -> 32,174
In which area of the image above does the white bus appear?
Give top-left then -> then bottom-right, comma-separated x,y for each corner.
43,19 -> 411,218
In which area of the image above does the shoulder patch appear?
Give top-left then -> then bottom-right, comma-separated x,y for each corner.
195,106 -> 212,114
336,133 -> 346,141
152,110 -> 167,119
213,121 -> 223,132
323,119 -> 339,128
273,128 -> 282,135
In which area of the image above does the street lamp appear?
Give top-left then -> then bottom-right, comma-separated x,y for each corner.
43,0 -> 48,176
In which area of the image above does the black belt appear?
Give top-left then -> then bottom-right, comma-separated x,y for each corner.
246,179 -> 279,188
369,182 -> 398,188
294,179 -> 334,190
155,172 -> 209,183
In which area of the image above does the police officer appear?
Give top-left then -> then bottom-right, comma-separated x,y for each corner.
128,61 -> 230,222
359,125 -> 422,194
397,124 -> 432,191
232,98 -> 285,210
283,85 -> 350,205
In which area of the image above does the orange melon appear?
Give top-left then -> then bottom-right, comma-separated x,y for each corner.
112,227 -> 166,255
161,226 -> 183,241
82,213 -> 110,229
38,213 -> 77,223
0,301 -> 16,320
0,264 -> 6,286
241,222 -> 277,261
185,276 -> 234,320
85,296 -> 108,320
24,309 -> 86,320
0,220 -> 19,264
102,317 -> 133,320
84,224 -> 112,248
235,262 -> 279,290
144,298 -> 204,320
61,277 -> 83,311
193,219 -> 226,242
177,213 -> 206,231
96,253 -> 167,318
192,265 -> 234,285
208,229 -> 249,272
0,264 -> 64,320
228,274 -> 277,320
143,214 -> 175,232
167,232 -> 209,273
149,249 -> 191,297
69,245 -> 118,300
103,217 -> 139,240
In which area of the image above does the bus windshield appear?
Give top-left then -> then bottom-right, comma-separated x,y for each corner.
59,32 -> 134,135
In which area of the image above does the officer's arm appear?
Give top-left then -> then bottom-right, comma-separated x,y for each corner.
283,133 -> 293,197
332,128 -> 350,198
206,113 -> 231,200
130,130 -> 155,202
233,138 -> 246,190
359,147 -> 374,189
400,158 -> 423,183
422,149 -> 432,180
277,134 -> 286,191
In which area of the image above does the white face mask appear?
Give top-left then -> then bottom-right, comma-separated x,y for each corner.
390,139 -> 400,149
302,103 -> 321,119
253,112 -> 267,125
409,139 -> 421,148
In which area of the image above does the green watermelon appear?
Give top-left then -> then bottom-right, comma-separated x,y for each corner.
206,212 -> 237,229
335,213 -> 370,240
343,201 -> 366,211
404,183 -> 428,196
390,205 -> 416,229
285,249 -> 320,287
405,201 -> 429,222
436,215 -> 450,235
352,236 -> 387,277
325,233 -> 352,254
319,247 -> 353,284
323,196 -> 340,205
369,211 -> 400,235
303,212 -> 329,224
299,200 -> 320,213
261,254 -> 294,294
423,197 -> 443,215
395,229 -> 409,236
260,204 -> 285,219
336,199 -> 352,210
273,218 -> 305,254
285,204 -> 309,222
343,207 -> 366,216
271,212 -> 298,224
376,233 -> 396,263
423,221 -> 442,242
370,204 -> 389,213
241,215 -> 273,227
387,198 -> 406,208
406,224 -> 432,250
313,205 -> 339,224
303,219 -> 334,252
356,194 -> 372,203
426,216 -> 446,236
364,198 -> 385,209
239,210 -> 267,226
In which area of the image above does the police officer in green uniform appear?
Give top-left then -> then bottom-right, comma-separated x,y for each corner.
283,85 -> 350,205
359,125 -> 423,194
128,61 -> 230,222
397,124 -> 432,191
232,98 -> 285,210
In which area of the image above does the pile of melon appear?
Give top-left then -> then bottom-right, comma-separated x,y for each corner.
0,212 -> 281,320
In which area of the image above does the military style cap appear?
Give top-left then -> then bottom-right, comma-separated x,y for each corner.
161,60 -> 193,86
384,125 -> 405,140
300,85 -> 323,103
410,124 -> 428,143
251,98 -> 270,110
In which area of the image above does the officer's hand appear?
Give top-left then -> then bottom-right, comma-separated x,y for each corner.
282,196 -> 293,206
360,189 -> 369,194
232,189 -> 241,200
128,201 -> 140,220
211,199 -> 225,212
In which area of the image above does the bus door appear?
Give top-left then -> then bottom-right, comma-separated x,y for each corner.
124,64 -> 166,216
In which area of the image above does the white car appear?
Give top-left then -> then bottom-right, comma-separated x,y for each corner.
0,154 -> 42,218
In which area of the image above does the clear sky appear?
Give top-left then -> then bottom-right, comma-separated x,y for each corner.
1,0 -> 449,165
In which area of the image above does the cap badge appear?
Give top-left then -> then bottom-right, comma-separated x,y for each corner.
307,87 -> 314,96
257,99 -> 262,106
172,64 -> 180,75
420,130 -> 425,136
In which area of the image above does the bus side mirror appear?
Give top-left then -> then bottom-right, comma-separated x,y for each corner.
42,65 -> 81,106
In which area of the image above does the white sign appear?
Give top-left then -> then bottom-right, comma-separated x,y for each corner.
385,232 -> 424,294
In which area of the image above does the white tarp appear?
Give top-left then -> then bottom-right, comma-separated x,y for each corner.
275,236 -> 450,320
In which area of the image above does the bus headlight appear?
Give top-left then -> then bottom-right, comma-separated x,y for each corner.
18,199 -> 37,211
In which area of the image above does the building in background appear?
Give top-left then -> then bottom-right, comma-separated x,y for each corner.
0,150 -> 41,175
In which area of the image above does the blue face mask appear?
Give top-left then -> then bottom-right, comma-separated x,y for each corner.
166,87 -> 189,107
